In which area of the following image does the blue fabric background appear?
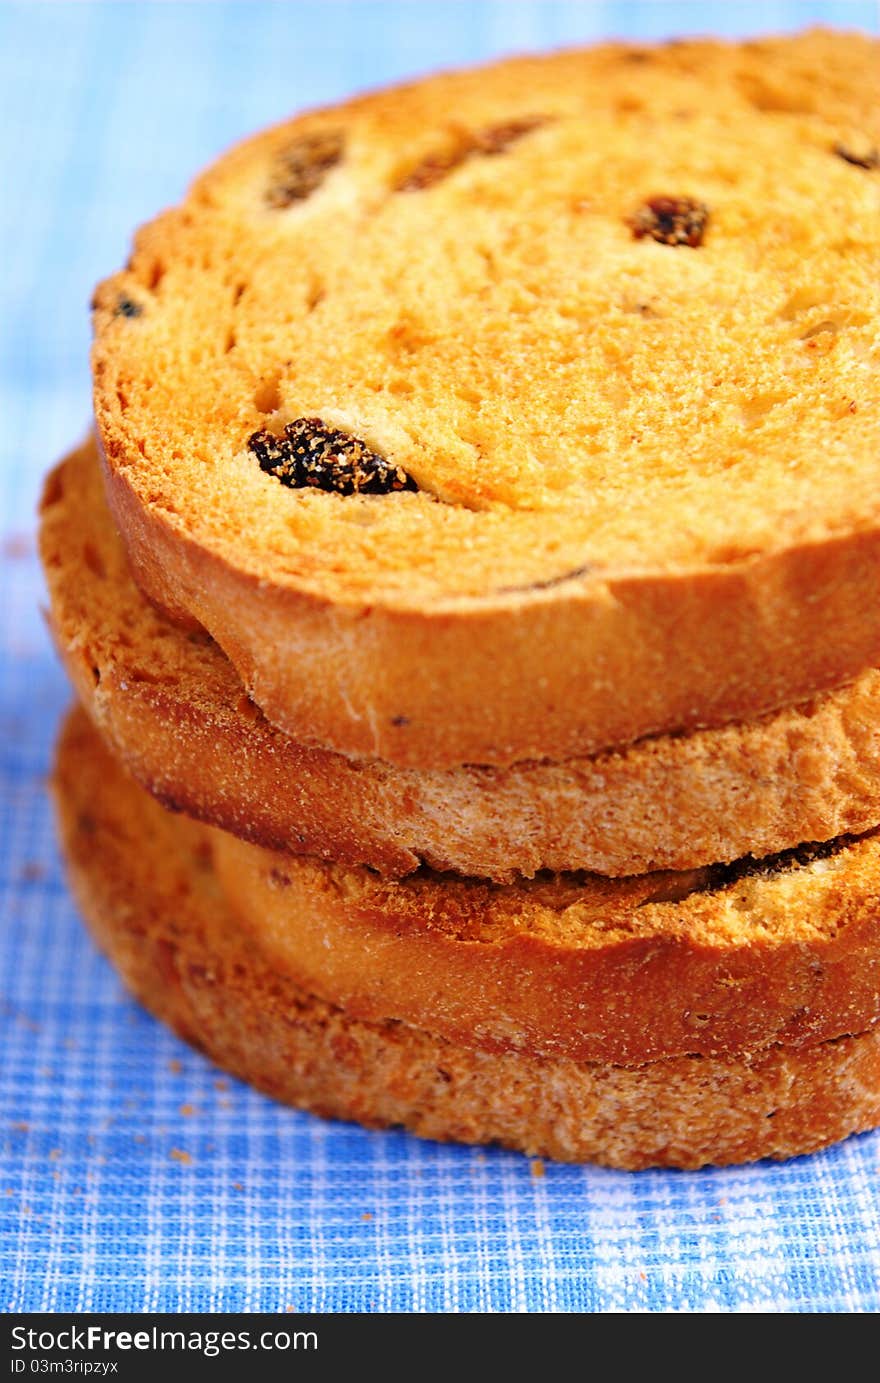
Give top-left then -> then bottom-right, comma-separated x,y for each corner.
2,1 -> 879,1313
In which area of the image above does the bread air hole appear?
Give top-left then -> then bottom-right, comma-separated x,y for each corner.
776,287 -> 827,319
739,394 -> 783,428
306,279 -> 326,312
82,542 -> 106,580
800,319 -> 840,341
254,374 -> 283,415
737,72 -> 813,114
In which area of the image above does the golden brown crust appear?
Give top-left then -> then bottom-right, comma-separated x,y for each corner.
213,821 -> 880,1064
52,707 -> 880,1169
40,441 -> 880,878
101,459 -> 880,769
92,31 -> 880,767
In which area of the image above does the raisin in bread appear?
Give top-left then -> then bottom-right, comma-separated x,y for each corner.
41,440 -> 880,879
52,708 -> 880,1168
92,31 -> 880,768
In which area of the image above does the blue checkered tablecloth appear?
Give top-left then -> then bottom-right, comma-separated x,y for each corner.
2,1 -> 879,1314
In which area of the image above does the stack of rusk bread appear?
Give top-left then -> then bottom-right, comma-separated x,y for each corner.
42,30 -> 880,1168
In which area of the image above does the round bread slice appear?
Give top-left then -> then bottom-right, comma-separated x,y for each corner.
213,816 -> 880,1065
52,706 -> 880,1169
92,32 -> 880,768
40,440 -> 880,880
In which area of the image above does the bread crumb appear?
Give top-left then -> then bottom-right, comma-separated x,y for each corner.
361,1212 -> 373,1221
170,1148 -> 192,1164
179,1104 -> 196,1117
530,1159 -> 545,1178
168,1059 -> 183,1074
48,1148 -> 61,1161
2,533 -> 31,560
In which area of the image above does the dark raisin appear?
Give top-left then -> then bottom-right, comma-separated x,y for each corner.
396,115 -> 545,191
471,115 -> 547,156
833,141 -> 879,170
114,295 -> 143,319
396,147 -> 465,192
248,419 -> 418,495
248,428 -> 293,478
628,196 -> 709,247
266,130 -> 344,208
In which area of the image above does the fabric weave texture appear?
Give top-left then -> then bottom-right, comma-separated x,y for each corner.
2,0 -> 879,1313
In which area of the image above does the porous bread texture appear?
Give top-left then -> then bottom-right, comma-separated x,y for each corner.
92,30 -> 880,768
41,441 -> 880,879
52,707 -> 880,1169
214,821 -> 880,1065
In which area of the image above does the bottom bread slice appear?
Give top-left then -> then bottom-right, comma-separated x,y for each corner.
52,706 -> 880,1170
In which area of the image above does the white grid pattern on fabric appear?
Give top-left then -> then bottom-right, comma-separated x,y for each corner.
2,1 -> 880,1313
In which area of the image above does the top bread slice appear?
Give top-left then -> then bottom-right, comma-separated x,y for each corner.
92,30 -> 880,768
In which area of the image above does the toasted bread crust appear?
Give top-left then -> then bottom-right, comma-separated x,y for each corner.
40,442 -> 880,879
52,707 -> 880,1168
101,453 -> 880,768
214,822 -> 880,1064
92,31 -> 880,768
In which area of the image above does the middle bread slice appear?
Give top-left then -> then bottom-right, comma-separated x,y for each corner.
212,821 -> 880,1064
41,439 -> 880,881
